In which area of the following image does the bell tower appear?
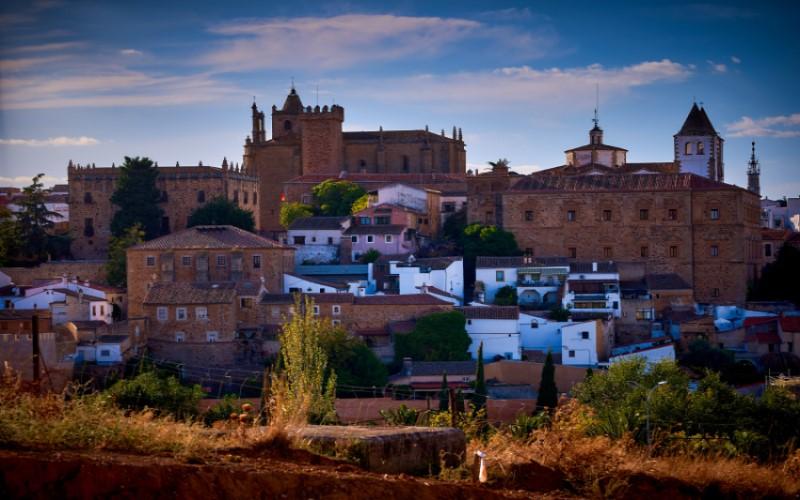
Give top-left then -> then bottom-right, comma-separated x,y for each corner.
747,141 -> 760,196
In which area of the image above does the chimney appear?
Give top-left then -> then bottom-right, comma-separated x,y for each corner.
403,357 -> 413,376
592,262 -> 598,272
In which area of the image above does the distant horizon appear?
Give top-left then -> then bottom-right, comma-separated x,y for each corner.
1,0 -> 798,199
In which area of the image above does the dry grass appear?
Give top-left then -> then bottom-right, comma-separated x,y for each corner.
469,400 -> 800,497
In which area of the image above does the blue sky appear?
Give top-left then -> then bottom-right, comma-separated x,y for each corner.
1,0 -> 798,198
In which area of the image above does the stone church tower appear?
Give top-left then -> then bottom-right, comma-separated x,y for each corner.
747,141 -> 760,196
674,103 -> 724,182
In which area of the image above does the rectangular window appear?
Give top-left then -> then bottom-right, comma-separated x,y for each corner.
351,235 -> 358,243
524,210 -> 533,221
146,255 -> 156,267
312,305 -> 320,316
668,209 -> 677,220
196,306 -> 208,320
271,306 -> 280,318
359,216 -> 371,225
484,211 -> 494,224
366,235 -> 374,243
764,244 -> 772,257
581,331 -> 589,339
243,191 -> 248,204
175,332 -> 185,343
157,307 -> 168,321
293,235 -> 306,245
602,210 -> 612,221
712,288 -> 720,298
253,192 -> 257,205
711,245 -> 719,257
375,216 -> 390,225
253,255 -> 261,269
240,297 -> 253,309
496,270 -> 505,282
710,208 -> 720,220
568,247 -> 577,259
525,247 -> 533,256
84,218 -> 94,237
216,255 -> 226,267
176,307 -> 187,321
181,255 -> 192,267
670,246 -> 678,258
639,209 -> 649,220
332,305 -> 341,315
100,349 -> 111,357
567,210 -> 576,222
206,331 -> 218,343
636,309 -> 653,320
640,246 -> 649,258
327,237 -> 333,245
385,234 -> 393,243
233,190 -> 239,203
603,247 -> 612,258
531,321 -> 539,329
568,350 -> 575,358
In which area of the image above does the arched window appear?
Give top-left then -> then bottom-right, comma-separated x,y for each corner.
696,141 -> 705,155
284,120 -> 292,131
684,142 -> 693,155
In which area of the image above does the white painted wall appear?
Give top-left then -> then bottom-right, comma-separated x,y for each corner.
475,267 -> 518,303
391,259 -> 464,299
288,228 -> 345,246
377,184 -> 427,212
561,321 -> 599,366
283,274 -> 344,294
519,312 -> 565,352
465,316 -> 521,361
610,344 -> 675,365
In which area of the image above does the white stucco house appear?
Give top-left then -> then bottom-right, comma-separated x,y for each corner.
562,262 -> 621,318
560,319 -> 614,366
389,256 -> 464,303
475,256 -> 568,306
287,216 -> 351,265
460,306 -> 522,360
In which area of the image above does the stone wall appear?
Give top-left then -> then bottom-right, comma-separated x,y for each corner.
1,260 -> 107,286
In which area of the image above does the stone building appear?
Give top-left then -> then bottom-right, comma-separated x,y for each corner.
242,87 -> 467,233
68,161 -> 259,259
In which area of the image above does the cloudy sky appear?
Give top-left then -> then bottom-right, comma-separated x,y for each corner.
1,0 -> 798,198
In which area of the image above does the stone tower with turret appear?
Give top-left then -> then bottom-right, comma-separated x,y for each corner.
674,103 -> 724,182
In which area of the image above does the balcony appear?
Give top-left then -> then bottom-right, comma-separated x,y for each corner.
517,279 -> 561,287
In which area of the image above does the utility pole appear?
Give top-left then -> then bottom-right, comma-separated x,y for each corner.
32,314 -> 40,383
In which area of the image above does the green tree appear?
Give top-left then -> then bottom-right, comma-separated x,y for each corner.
473,342 -> 487,411
494,285 -> 518,306
272,296 -> 338,424
439,372 -> 449,411
463,223 -> 521,259
549,306 -> 570,322
105,224 -> 145,288
749,243 -> 800,306
312,179 -> 366,216
358,248 -> 381,264
187,196 -> 255,232
536,350 -> 558,411
14,174 -> 61,262
0,206 -> 19,265
279,201 -> 314,229
395,311 -> 471,362
442,207 -> 467,249
320,327 -> 388,389
107,371 -> 202,419
350,193 -> 370,214
110,157 -> 164,239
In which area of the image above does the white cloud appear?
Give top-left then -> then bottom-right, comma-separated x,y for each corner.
0,174 -> 67,187
707,60 -> 727,73
0,136 -> 99,146
120,48 -> 142,56
727,114 -> 800,138
201,14 -> 552,71
731,55 -> 741,64
356,59 -> 691,109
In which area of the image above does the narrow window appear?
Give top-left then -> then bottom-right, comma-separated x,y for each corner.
710,245 -> 719,257
197,190 -> 205,203
252,192 -> 257,204
284,120 -> 292,131
603,246 -> 612,258
764,244 -> 772,257
84,218 -> 94,237
568,247 -> 577,259
253,255 -> 261,269
668,208 -> 677,220
640,246 -> 649,258
402,155 -> 410,172
243,191 -> 248,204
176,307 -> 187,321
161,216 -> 170,234
332,305 -> 341,315
233,190 -> 239,203
525,247 -> 533,257
146,255 -> 156,267
84,192 -> 93,203
366,235 -> 374,243
697,141 -> 705,155
525,210 -> 534,221
602,209 -> 612,221
207,331 -> 219,343
313,305 -> 320,316
712,288 -> 720,298
485,211 -> 494,224
567,210 -> 576,222
496,270 -> 505,282
157,307 -> 168,321
670,246 -> 678,258
385,234 -> 393,243
639,209 -> 649,220
685,142 -> 693,155
710,208 -> 720,220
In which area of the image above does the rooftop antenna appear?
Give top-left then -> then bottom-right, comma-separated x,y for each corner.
290,76 -> 295,90
593,83 -> 600,128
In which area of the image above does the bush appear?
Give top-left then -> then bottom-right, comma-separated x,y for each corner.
380,404 -> 419,426
494,285 -> 517,306
508,412 -> 550,441
107,371 -> 203,419
202,394 -> 240,426
358,248 -> 381,264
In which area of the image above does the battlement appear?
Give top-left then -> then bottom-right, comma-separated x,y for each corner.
300,104 -> 344,121
66,162 -> 258,181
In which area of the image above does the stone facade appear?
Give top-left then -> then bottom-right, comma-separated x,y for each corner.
68,163 -> 259,259
469,172 -> 761,305
243,88 -> 466,233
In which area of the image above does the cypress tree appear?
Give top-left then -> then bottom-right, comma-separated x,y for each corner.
536,350 -> 558,411
110,156 -> 165,239
473,341 -> 487,411
439,371 -> 449,411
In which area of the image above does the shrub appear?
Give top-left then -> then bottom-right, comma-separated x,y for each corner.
508,412 -> 550,441
107,371 -> 203,419
494,285 -> 517,306
203,394 -> 241,426
380,404 -> 419,426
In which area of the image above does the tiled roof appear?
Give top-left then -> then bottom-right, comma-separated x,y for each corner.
677,103 -> 718,135
475,256 -> 567,268
645,273 -> 691,290
285,173 -> 465,186
565,143 -> 628,152
49,288 -> 106,302
459,306 -> 519,320
286,273 -> 351,290
354,294 -> 451,306
295,264 -> 369,276
761,228 -> 791,241
288,216 -> 348,231
355,327 -> 389,337
401,360 -> 477,377
143,283 -> 237,305
343,129 -> 459,143
98,335 -> 129,343
260,292 -> 355,304
345,224 -> 407,235
132,225 -> 290,250
509,173 -> 742,193
0,309 -> 50,320
388,319 -> 417,334
399,256 -> 461,270
744,316 -> 778,328
418,286 -> 460,300
260,293 -> 295,304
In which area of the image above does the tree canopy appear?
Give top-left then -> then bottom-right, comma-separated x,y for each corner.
494,285 -> 518,306
463,223 -> 521,259
749,243 -> 800,306
395,311 -> 471,362
350,193 -> 370,214
312,180 -> 366,216
110,157 -> 164,239
536,350 -> 558,410
319,327 -> 388,390
188,196 -> 255,232
279,202 -> 314,229
106,224 -> 145,288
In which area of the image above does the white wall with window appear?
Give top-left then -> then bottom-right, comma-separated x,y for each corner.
389,258 -> 464,300
561,321 -> 601,366
519,312 -> 566,352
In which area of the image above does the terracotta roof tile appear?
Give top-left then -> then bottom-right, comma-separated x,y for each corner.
459,306 -> 519,320
132,225 -> 290,250
143,282 -> 237,305
354,294 -> 451,306
509,173 -> 743,193
288,216 -> 348,231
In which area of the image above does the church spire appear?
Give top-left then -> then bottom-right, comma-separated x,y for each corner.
747,141 -> 760,196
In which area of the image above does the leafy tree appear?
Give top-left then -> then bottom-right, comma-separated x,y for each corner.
749,243 -> 800,306
320,327 -> 388,389
350,193 -> 370,214
549,306 -> 570,322
312,179 -> 366,216
463,223 -> 521,259
107,371 -> 202,419
110,157 -> 164,239
442,207 -> 467,248
14,174 -> 61,262
188,196 -> 255,232
0,206 -> 19,265
536,350 -> 558,411
272,296 -> 337,424
473,342 -> 487,411
106,224 -> 145,288
494,285 -> 518,306
279,201 -> 314,229
395,311 -> 471,362
358,248 -> 381,264
439,372 -> 449,411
